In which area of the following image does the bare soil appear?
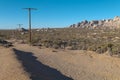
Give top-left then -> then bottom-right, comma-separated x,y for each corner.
1,43 -> 120,80
0,46 -> 30,80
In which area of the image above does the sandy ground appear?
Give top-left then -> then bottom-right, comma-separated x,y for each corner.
0,46 -> 30,80
1,43 -> 120,80
14,43 -> 120,80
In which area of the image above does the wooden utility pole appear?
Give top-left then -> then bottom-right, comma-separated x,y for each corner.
18,24 -> 23,29
23,8 -> 37,45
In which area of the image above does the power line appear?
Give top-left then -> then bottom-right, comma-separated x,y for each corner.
23,8 -> 37,45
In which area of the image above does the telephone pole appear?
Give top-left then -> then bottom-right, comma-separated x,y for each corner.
23,8 -> 37,45
17,24 -> 23,29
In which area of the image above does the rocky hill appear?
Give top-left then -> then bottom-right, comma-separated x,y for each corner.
69,16 -> 120,29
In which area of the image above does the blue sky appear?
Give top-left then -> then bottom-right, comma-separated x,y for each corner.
0,0 -> 120,29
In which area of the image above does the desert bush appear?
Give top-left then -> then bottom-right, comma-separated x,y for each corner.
2,28 -> 120,57
96,47 -> 103,54
88,45 -> 97,51
107,43 -> 113,56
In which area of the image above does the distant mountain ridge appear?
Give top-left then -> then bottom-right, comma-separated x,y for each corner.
69,16 -> 120,29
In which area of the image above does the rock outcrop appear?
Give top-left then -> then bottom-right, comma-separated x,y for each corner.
69,16 -> 120,29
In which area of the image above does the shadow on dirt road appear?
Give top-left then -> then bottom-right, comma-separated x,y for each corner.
13,48 -> 73,80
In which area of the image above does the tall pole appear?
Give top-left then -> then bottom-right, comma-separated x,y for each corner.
23,8 -> 37,45
18,24 -> 23,29
28,8 -> 32,45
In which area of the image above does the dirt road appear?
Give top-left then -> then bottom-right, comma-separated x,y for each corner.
0,46 -> 30,80
1,43 -> 120,80
14,44 -> 120,80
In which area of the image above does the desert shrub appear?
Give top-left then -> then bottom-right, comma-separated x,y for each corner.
58,41 -> 67,49
31,37 -> 40,44
107,47 -> 113,56
70,41 -> 78,50
88,45 -> 97,51
77,45 -> 84,50
96,47 -> 102,54
100,44 -> 108,53
53,44 -> 59,49
90,44 -> 108,54
112,48 -> 118,55
110,45 -> 120,55
107,43 -> 113,56
107,43 -> 113,48
43,40 -> 53,48
81,44 -> 88,50
47,42 -> 53,48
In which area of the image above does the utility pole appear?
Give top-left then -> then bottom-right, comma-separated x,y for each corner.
23,8 -> 37,45
17,24 -> 23,29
